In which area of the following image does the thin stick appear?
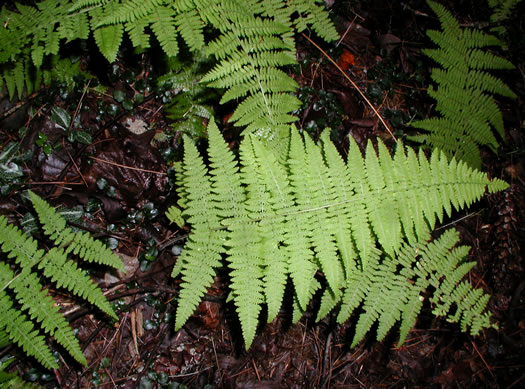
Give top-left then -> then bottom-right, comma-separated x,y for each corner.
67,150 -> 88,187
24,181 -> 84,185
301,33 -> 398,142
89,156 -> 167,175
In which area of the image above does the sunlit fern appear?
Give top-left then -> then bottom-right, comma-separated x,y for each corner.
167,120 -> 507,348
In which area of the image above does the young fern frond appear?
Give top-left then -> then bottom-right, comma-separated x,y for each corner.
410,0 -> 517,168
0,191 -> 123,369
167,120 -> 507,348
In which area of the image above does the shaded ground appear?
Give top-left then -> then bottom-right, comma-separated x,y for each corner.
0,1 -> 524,388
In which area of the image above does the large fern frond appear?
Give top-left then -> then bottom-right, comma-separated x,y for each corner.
410,0 -> 517,169
169,121 -> 507,348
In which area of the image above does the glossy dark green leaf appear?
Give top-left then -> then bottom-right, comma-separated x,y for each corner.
113,89 -> 126,103
50,106 -> 71,130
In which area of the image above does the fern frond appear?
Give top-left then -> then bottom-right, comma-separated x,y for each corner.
345,228 -> 494,346
1,191 -> 120,368
287,0 -> 339,42
39,248 -> 117,320
91,4 -> 124,63
0,293 -> 57,369
69,0 -> 109,13
125,18 -> 151,49
2,0 -> 337,134
198,0 -> 337,134
28,191 -> 124,271
175,9 -> 205,52
0,216 -> 45,270
7,267 -> 87,366
27,191 -> 66,240
96,0 -> 166,25
174,123 -> 507,347
410,0 -> 516,168
173,130 -> 227,331
150,6 -> 179,57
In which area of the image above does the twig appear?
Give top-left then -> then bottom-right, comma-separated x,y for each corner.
301,33 -> 398,142
88,156 -> 167,175
67,80 -> 91,134
471,339 -> 495,379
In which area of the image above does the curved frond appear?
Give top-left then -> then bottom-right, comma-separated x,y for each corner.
8,268 -> 87,366
0,293 -> 56,369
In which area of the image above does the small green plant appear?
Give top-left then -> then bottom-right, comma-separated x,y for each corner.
0,191 -> 124,370
0,141 -> 28,195
167,120 -> 507,348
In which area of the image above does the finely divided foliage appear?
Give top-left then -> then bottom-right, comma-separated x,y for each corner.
0,0 -> 512,356
0,192 -> 123,369
410,0 -> 516,168
0,0 -> 338,133
167,121 -> 508,348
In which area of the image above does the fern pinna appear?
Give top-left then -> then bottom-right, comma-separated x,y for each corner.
0,191 -> 123,369
410,0 -> 516,169
1,0 -> 337,133
167,120 -> 508,348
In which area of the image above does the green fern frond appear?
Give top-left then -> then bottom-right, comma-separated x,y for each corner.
198,0 -> 337,134
287,0 -> 339,42
0,216 -> 44,270
173,125 -> 227,331
345,228 -> 494,347
410,0 -> 516,169
2,0 -> 337,133
7,267 -> 87,366
98,0 -> 167,25
173,122 -> 507,347
150,6 -> 179,57
28,191 -> 124,271
69,0 -> 109,12
0,192 -> 122,368
39,248 -> 117,320
175,9 -> 205,52
125,18 -> 151,49
0,53 -> 90,103
0,293 -> 56,369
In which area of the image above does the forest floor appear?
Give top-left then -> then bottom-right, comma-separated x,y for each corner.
0,1 -> 524,388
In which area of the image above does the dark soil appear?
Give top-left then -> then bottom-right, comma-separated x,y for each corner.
0,1 -> 524,388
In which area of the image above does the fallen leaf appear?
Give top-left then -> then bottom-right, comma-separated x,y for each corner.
338,50 -> 355,71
